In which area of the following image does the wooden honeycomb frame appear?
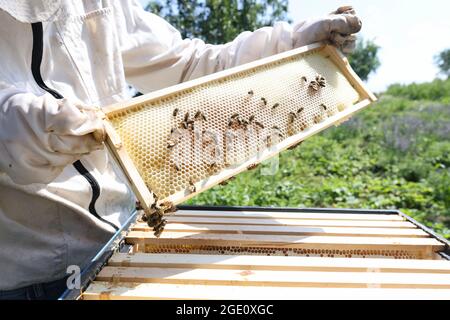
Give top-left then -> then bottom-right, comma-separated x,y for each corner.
101,43 -> 377,214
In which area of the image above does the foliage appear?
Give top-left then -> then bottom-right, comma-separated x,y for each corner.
348,38 -> 381,81
386,78 -> 450,104
146,0 -> 290,44
435,48 -> 450,78
187,78 -> 450,239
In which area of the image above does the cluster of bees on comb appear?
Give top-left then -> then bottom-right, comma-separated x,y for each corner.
138,194 -> 177,237
143,73 -> 330,237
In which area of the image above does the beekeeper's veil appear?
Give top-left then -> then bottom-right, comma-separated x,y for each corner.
0,0 -> 61,23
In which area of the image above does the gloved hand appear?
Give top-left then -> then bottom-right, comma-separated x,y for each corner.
293,6 -> 362,54
0,91 -> 106,184
48,98 -> 106,146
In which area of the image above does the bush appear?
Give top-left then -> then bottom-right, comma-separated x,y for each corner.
385,78 -> 450,102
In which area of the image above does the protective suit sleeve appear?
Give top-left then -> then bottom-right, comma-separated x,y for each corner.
115,1 -> 361,93
0,86 -> 104,184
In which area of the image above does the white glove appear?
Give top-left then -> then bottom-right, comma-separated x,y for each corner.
0,90 -> 105,184
293,6 -> 362,54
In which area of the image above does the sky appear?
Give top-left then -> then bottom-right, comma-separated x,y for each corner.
140,0 -> 450,92
289,0 -> 450,92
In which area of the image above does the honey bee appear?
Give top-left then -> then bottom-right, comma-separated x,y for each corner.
231,113 -> 239,119
157,200 -> 174,211
255,121 -> 264,129
219,177 -> 235,186
173,108 -> 179,117
180,122 -> 188,129
272,103 -> 280,110
249,115 -> 255,123
194,111 -> 207,121
287,141 -> 303,150
207,162 -> 218,173
164,205 -> 178,214
184,112 -> 190,122
135,200 -> 143,211
266,135 -> 272,147
172,163 -> 180,171
248,90 -> 254,95
186,120 -> 195,130
208,162 -> 218,169
247,163 -> 259,171
167,140 -> 177,148
261,97 -> 267,106
316,74 -> 326,87
288,112 -> 297,124
297,107 -> 304,114
301,76 -> 307,82
146,212 -> 161,227
188,179 -> 196,193
309,81 -> 319,91
320,103 -> 327,111
153,219 -> 167,238
272,125 -> 280,131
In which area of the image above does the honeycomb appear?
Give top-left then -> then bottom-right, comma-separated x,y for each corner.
107,46 -> 368,204
141,244 -> 420,260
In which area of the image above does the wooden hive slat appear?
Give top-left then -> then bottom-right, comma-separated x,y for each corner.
95,266 -> 450,288
171,210 -> 405,221
131,223 -> 429,237
109,253 -> 450,273
83,282 -> 450,300
145,217 -> 417,228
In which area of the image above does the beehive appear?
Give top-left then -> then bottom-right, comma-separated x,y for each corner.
102,43 -> 376,215
82,208 -> 450,300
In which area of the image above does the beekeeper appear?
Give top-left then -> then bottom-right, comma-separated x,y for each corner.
0,0 -> 362,299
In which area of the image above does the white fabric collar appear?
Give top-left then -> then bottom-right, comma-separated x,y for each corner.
0,0 -> 61,23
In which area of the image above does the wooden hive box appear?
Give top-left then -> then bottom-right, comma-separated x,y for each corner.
81,207 -> 450,300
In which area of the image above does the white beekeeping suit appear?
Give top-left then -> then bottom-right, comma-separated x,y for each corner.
0,0 -> 361,291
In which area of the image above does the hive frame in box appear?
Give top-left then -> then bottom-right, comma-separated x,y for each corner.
58,206 -> 450,300
101,43 -> 377,214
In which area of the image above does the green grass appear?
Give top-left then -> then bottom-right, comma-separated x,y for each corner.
187,79 -> 450,239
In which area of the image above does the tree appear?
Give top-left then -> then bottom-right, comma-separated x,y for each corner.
145,0 -> 291,44
435,48 -> 450,78
348,38 -> 381,81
